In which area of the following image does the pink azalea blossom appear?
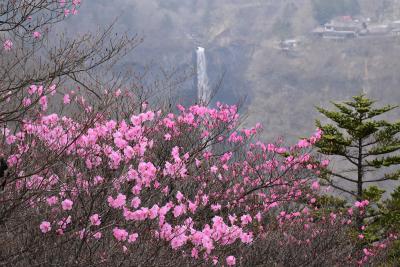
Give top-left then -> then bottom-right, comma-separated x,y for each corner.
164,133 -> 171,140
131,197 -> 141,209
46,196 -> 58,206
128,233 -> 138,243
28,85 -> 37,95
63,94 -> 70,104
108,193 -> 126,209
113,227 -> 128,241
93,232 -> 102,239
90,214 -> 101,226
39,96 -> 48,111
61,199 -> 73,210
22,98 -> 32,107
311,181 -> 320,191
226,256 -> 236,266
33,31 -> 41,39
40,221 -> 51,233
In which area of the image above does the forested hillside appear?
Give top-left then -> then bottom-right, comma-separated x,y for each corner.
65,0 -> 400,142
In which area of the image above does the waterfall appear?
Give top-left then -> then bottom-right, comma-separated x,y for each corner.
196,47 -> 212,151
196,47 -> 210,105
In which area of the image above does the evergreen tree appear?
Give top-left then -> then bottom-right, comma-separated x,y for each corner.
365,186 -> 400,263
315,94 -> 400,201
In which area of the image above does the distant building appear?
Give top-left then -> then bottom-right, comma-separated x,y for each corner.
279,39 -> 300,51
324,21 -> 364,33
366,24 -> 390,35
312,16 -> 400,39
322,31 -> 357,40
391,28 -> 400,36
311,17 -> 364,39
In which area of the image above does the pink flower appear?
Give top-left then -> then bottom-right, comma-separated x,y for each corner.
5,135 -> 16,145
149,204 -> 159,219
63,94 -> 70,104
93,232 -> 102,239
191,248 -> 199,259
240,232 -> 253,243
48,84 -> 56,95
22,98 -> 31,107
90,214 -> 101,226
211,204 -> 222,212
108,193 -> 126,209
173,204 -> 186,217
171,234 -> 188,249
212,258 -> 219,266
176,191 -> 184,202
348,208 -> 353,216
188,201 -> 198,213
109,151 -> 122,168
363,248 -> 372,256
56,229 -> 64,235
37,85 -> 43,95
164,133 -> 171,140
33,31 -> 41,39
39,96 -> 48,111
61,199 -> 73,211
210,165 -> 218,174
78,229 -> 86,240
46,196 -> 58,206
297,139 -> 310,148
226,256 -> 236,266
131,197 -> 141,209
90,176 -> 103,186
28,85 -> 37,95
128,233 -> 138,243
113,227 -> 128,241
241,214 -> 252,226
124,146 -> 135,160
311,181 -> 320,191
3,39 -> 13,51
355,200 -> 369,209
195,158 -> 201,167
321,159 -> 330,167
40,221 -> 51,233
114,137 -> 127,149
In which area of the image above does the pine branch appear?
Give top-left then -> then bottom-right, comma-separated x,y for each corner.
325,170 -> 358,183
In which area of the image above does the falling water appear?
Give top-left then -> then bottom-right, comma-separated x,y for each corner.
196,47 -> 212,151
196,47 -> 210,105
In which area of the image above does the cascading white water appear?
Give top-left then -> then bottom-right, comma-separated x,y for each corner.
196,47 -> 210,105
196,47 -> 212,151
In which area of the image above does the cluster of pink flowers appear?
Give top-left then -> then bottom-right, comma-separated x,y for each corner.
59,0 -> 82,16
1,85 -> 391,265
354,200 -> 369,209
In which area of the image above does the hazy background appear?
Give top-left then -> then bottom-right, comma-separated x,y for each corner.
60,0 -> 400,143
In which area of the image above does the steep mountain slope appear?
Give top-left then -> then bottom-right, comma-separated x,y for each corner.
62,0 -> 400,142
